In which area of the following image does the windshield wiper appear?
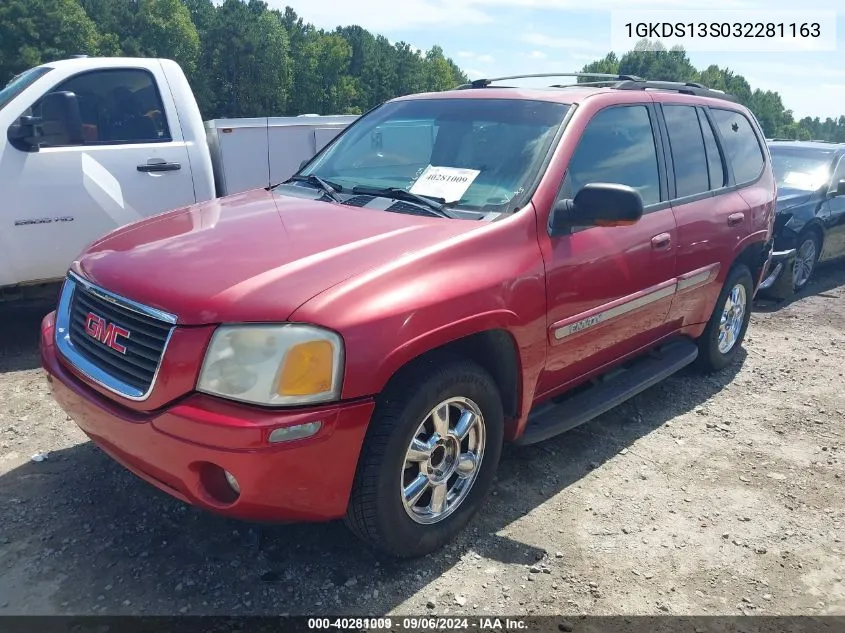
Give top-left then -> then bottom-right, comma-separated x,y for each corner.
351,185 -> 456,219
287,174 -> 343,203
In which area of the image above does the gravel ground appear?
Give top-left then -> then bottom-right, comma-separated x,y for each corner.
1,264 -> 843,618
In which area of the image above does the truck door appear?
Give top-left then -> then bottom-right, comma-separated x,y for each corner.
535,102 -> 678,399
2,66 -> 197,286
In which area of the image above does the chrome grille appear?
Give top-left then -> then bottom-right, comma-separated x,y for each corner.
55,273 -> 177,400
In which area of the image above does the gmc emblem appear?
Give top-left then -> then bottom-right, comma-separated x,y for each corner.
84,312 -> 130,354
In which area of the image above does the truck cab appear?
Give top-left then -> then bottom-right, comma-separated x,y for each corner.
0,56 -> 355,301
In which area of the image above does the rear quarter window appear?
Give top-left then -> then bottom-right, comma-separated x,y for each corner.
710,108 -> 765,185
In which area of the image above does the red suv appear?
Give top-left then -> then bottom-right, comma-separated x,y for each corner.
40,73 -> 776,558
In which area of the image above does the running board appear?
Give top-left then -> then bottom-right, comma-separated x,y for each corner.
514,338 -> 698,446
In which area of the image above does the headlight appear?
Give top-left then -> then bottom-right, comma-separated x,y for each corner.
197,324 -> 344,406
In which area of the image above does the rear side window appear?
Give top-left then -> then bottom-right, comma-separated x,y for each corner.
663,105 -> 709,198
710,108 -> 765,184
698,109 -> 726,189
32,68 -> 170,146
562,105 -> 661,207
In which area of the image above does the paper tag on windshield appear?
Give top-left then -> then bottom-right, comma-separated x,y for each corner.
409,165 -> 480,203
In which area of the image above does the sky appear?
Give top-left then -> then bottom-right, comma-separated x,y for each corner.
268,0 -> 845,121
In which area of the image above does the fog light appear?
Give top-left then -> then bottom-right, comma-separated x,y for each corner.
269,421 -> 322,444
223,470 -> 240,494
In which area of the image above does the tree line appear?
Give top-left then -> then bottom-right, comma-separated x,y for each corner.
0,0 -> 467,118
1,2 -> 843,142
581,41 -> 845,142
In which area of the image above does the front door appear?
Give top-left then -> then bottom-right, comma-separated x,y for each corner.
1,66 -> 197,286
535,102 -> 678,400
820,154 -> 845,262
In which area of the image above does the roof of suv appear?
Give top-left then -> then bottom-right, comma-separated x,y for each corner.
393,73 -> 746,110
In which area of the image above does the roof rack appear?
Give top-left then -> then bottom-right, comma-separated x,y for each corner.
454,73 -> 739,103
614,79 -> 738,102
455,73 -> 643,90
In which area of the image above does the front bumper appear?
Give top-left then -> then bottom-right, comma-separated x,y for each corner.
40,311 -> 374,523
757,248 -> 797,299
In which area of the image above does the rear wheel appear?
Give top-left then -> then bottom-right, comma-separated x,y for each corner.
792,230 -> 821,291
695,264 -> 753,373
345,355 -> 504,558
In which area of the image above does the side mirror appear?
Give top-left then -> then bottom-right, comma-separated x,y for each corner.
7,91 -> 83,151
549,183 -> 644,236
835,179 -> 845,197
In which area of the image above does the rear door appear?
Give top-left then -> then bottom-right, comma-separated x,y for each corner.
4,65 -> 196,285
661,103 -> 766,327
536,102 -> 678,399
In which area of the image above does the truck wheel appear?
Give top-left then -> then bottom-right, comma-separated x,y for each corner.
792,230 -> 821,291
695,263 -> 753,373
345,355 -> 504,558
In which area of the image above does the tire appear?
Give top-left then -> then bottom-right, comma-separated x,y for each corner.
345,354 -> 504,558
695,263 -> 754,373
792,230 -> 822,291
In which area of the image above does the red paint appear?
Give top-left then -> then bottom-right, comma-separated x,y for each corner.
42,314 -> 372,522
42,86 -> 776,524
84,312 -> 130,354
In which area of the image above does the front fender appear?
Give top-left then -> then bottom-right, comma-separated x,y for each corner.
373,310 -> 521,387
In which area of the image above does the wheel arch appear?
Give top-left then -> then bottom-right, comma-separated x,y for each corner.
798,220 -> 825,249
731,233 -> 771,291
376,325 -> 524,437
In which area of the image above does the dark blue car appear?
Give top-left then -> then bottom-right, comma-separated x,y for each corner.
759,140 -> 845,298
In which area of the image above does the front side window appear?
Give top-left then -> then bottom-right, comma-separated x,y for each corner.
296,98 -> 570,214
561,105 -> 661,207
769,146 -> 836,192
831,155 -> 845,193
30,68 -> 170,146
711,108 -> 765,185
0,67 -> 52,113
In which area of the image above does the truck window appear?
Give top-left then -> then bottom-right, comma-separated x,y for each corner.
663,104 -> 709,199
0,67 -> 52,113
710,108 -> 765,185
31,68 -> 171,146
560,105 -> 661,207
698,109 -> 726,190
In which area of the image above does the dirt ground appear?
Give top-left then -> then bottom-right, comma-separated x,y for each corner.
1,264 -> 843,619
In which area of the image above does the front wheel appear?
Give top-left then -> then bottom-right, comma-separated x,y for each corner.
695,264 -> 753,373
792,231 -> 821,291
345,356 -> 504,558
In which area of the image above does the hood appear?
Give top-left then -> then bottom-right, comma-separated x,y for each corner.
775,187 -> 817,213
73,189 -> 482,325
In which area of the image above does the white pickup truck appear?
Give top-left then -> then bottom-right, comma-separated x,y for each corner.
0,56 -> 357,302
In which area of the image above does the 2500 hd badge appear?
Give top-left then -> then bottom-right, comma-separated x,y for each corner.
15,216 -> 74,226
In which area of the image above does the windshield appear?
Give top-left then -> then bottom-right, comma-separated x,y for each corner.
770,147 -> 836,192
292,98 -> 570,215
0,66 -> 52,114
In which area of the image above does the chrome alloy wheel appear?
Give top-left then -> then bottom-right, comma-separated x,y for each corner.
400,397 -> 486,525
792,237 -> 818,289
718,283 -> 747,354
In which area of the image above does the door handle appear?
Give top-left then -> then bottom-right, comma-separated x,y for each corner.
651,232 -> 672,250
137,161 -> 181,173
727,212 -> 745,226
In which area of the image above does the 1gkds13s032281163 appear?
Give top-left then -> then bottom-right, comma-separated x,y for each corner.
609,9 -> 836,52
